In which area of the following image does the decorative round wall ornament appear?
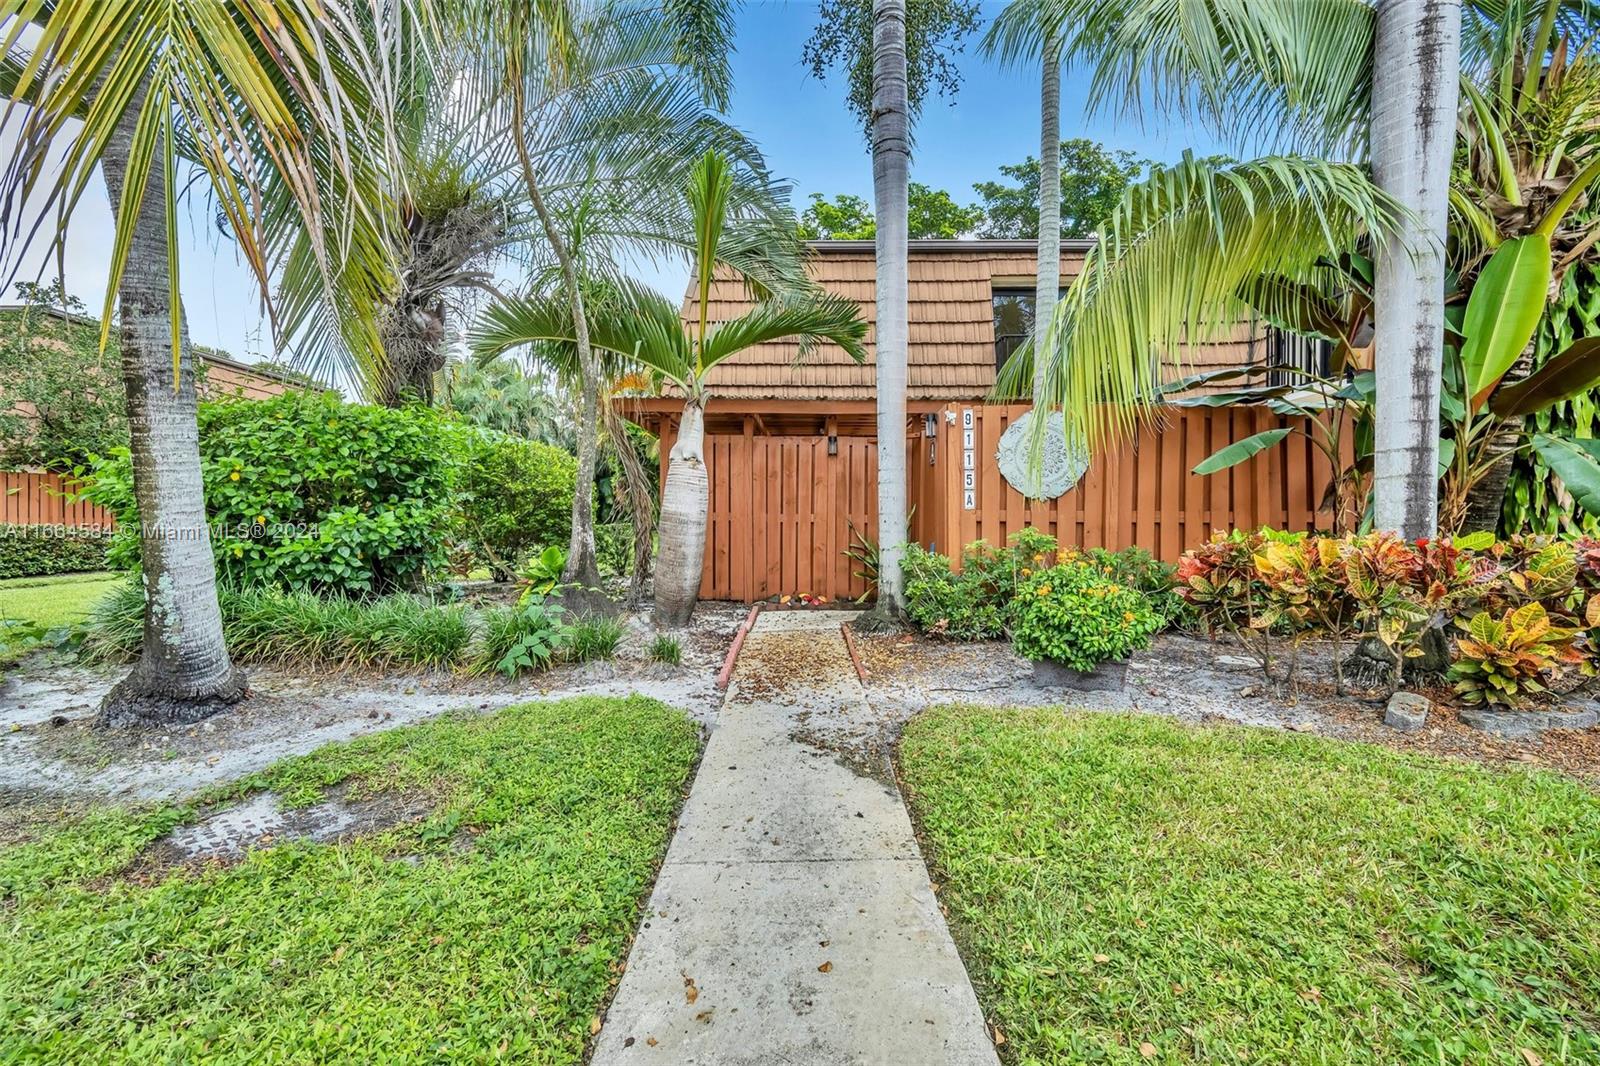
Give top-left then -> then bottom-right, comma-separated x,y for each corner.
996,410 -> 1088,499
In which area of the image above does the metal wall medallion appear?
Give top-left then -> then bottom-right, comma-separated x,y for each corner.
996,410 -> 1088,499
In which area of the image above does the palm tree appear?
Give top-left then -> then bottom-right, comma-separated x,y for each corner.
1369,0 -> 1461,538
473,152 -> 868,627
450,0 -> 736,590
1011,0 -> 1599,533
865,0 -> 911,625
0,1 -> 412,724
985,0 -> 1065,496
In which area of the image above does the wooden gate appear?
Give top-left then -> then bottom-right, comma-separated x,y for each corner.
699,434 -> 877,603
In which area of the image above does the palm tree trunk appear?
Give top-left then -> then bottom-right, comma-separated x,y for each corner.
97,82 -> 245,727
1369,0 -> 1461,539
511,90 -> 602,588
602,397 -> 657,607
1034,31 -> 1061,405
653,398 -> 707,627
863,0 -> 910,626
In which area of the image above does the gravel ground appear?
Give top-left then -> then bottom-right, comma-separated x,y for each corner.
856,629 -> 1600,785
0,602 -> 745,807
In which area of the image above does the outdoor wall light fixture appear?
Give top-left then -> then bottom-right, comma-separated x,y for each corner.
923,413 -> 938,438
827,434 -> 838,456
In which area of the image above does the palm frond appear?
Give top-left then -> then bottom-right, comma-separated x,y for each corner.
699,293 -> 869,372
1042,0 -> 1375,157
1033,152 -> 1402,446
1,0 -> 431,378
472,278 -> 694,388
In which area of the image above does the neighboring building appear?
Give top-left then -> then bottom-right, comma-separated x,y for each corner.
625,240 -> 1341,603
0,304 -> 315,405
1,305 -> 321,529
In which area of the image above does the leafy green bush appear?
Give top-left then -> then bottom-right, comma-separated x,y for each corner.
1450,602 -> 1583,707
902,530 -> 1057,640
83,391 -> 463,594
80,581 -> 472,671
478,596 -> 574,677
0,525 -> 110,579
567,617 -> 623,662
648,633 -> 682,665
456,434 -> 576,577
1012,562 -> 1163,671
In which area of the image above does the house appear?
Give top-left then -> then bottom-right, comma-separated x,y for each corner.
627,239 -> 1342,604
1,304 -> 318,529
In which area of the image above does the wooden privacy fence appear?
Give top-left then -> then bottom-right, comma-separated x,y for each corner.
698,432 -> 878,603
911,404 -> 1345,567
1,470 -> 114,528
687,404 -> 1343,603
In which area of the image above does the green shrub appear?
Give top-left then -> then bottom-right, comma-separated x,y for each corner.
80,582 -> 472,671
902,529 -> 1059,641
567,617 -> 623,662
648,633 -> 682,665
1077,545 -> 1189,626
0,524 -> 110,579
82,391 -> 464,594
477,596 -> 574,677
456,434 -> 576,577
1012,562 -> 1163,671
903,544 -> 1009,640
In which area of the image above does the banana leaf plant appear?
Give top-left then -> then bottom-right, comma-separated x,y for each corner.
1162,364 -> 1375,534
1440,234 -> 1600,533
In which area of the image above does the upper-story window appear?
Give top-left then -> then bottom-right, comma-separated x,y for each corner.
992,288 -> 1034,370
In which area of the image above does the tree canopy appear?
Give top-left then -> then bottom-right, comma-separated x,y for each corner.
795,141 -> 1148,241
798,183 -> 985,239
801,0 -> 982,131
975,139 -> 1148,239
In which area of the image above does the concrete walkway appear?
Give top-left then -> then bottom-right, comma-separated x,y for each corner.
593,611 -> 998,1066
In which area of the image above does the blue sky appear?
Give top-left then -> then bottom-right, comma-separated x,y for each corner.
7,2 -> 1226,373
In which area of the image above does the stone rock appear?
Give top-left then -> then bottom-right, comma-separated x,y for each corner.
1457,703 -> 1599,738
1215,655 -> 1257,672
1384,691 -> 1430,733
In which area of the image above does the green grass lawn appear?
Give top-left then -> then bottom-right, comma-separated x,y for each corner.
899,708 -> 1600,1065
0,571 -> 124,629
0,696 -> 700,1063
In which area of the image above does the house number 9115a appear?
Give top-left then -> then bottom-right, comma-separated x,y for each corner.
961,409 -> 976,508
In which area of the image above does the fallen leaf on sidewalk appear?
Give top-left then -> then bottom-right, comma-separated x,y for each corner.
817,961 -> 832,973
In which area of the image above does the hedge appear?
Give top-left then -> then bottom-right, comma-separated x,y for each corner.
82,392 -> 464,595
0,524 -> 111,579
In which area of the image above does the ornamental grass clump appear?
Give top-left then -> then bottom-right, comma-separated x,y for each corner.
1012,562 -> 1162,672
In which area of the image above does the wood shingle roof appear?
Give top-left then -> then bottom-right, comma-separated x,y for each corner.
679,240 -> 1271,402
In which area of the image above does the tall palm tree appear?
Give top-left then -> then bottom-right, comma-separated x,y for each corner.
0,1 -> 413,724
450,0 -> 735,590
985,0 -> 1065,496
1370,0 -> 1461,538
865,0 -> 911,625
473,152 -> 868,627
1010,0 -> 1598,532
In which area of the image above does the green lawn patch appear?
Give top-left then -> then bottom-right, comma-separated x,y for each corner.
0,695 -> 701,1063
899,708 -> 1600,1064
0,571 -> 122,629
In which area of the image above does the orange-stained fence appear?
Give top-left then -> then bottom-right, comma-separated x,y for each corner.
910,404 -> 1347,569
668,404 -> 1345,603
1,470 -> 114,528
